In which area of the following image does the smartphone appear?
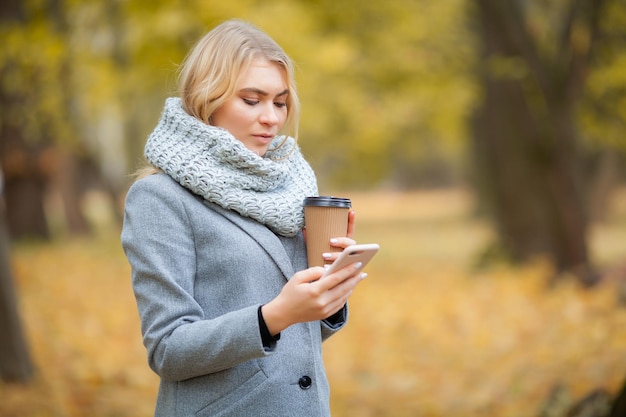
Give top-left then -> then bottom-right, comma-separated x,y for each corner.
322,243 -> 380,278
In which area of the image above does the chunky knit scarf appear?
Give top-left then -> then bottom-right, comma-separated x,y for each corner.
144,97 -> 318,237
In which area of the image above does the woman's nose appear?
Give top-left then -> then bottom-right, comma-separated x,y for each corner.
259,104 -> 280,126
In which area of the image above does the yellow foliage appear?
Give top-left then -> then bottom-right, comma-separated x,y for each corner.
2,189 -> 626,416
3,237 -> 159,417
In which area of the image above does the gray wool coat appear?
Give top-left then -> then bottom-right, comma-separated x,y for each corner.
121,173 -> 346,417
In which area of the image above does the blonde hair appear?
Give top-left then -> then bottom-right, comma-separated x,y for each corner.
134,20 -> 300,179
178,19 -> 300,142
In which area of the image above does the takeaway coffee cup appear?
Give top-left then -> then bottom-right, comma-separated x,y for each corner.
303,196 -> 352,267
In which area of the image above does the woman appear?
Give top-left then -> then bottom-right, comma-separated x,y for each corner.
121,19 -> 366,417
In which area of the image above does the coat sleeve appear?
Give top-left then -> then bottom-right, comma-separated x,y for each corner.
321,305 -> 348,341
121,176 -> 270,382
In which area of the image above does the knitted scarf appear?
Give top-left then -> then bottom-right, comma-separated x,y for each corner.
144,97 -> 318,237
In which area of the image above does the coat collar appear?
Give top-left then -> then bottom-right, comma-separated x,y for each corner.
202,201 -> 297,280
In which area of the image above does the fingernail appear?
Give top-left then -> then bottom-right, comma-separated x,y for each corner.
330,238 -> 338,244
354,262 -> 363,269
322,253 -> 332,259
360,273 -> 368,279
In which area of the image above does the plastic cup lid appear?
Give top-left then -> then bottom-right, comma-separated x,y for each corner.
303,196 -> 352,208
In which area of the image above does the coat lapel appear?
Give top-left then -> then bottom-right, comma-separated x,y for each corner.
202,201 -> 296,280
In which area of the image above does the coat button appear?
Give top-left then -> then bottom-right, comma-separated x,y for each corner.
298,375 -> 312,389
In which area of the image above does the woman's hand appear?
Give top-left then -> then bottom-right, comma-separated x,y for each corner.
264,209 -> 361,335
261,253 -> 365,336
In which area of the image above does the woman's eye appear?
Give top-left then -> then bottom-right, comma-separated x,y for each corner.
243,98 -> 258,106
274,102 -> 287,108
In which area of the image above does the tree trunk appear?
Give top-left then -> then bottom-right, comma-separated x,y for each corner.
0,0 -> 93,240
588,149 -> 622,223
0,0 -> 52,241
53,149 -> 91,236
471,0 -> 606,285
0,132 -> 51,240
0,0 -> 35,385
0,171 -> 34,382
610,377 -> 626,417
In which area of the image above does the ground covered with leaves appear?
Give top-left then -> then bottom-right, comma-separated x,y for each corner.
3,189 -> 626,417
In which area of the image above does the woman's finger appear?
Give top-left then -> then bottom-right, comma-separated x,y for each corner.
329,237 -> 356,249
346,209 -> 356,239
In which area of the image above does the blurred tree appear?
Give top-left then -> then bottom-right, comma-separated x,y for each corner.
294,0 -> 475,190
0,0 -> 190,239
610,378 -> 626,417
578,2 -> 626,223
0,168 -> 33,382
470,0 -> 618,284
0,0 -> 52,239
2,0 -> 623,250
0,0 -> 90,239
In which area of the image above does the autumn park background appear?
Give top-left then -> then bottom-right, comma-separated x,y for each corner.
2,1 -> 626,416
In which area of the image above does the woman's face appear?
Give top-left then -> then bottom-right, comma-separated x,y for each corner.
211,58 -> 289,156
